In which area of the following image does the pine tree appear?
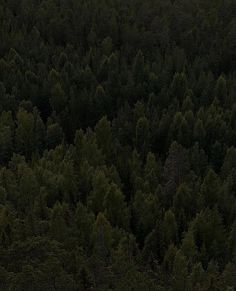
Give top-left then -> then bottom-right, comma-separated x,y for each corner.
163,210 -> 178,248
190,262 -> 205,290
174,183 -> 193,232
164,142 -> 189,206
172,250 -> 189,291
221,262 -> 236,290
133,50 -> 146,85
0,207 -> 11,247
163,244 -> 178,273
88,169 -> 110,215
46,123 -> 64,149
193,119 -> 206,147
15,109 -> 35,159
0,124 -> 13,163
103,183 -> 129,229
95,116 -> 113,161
200,169 -> 220,208
50,202 -> 69,242
215,75 -> 227,105
135,116 -> 149,158
221,146 -> 236,178
18,165 -> 38,213
181,230 -> 197,263
170,72 -> 188,102
50,82 -> 67,113
91,213 -> 113,289
144,152 -> 160,192
75,202 -> 95,250
129,149 -> 142,192
182,95 -> 194,112
132,190 -> 159,243
93,85 -> 108,119
33,108 -> 45,153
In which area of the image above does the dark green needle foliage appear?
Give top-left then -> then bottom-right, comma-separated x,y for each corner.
0,0 -> 235,290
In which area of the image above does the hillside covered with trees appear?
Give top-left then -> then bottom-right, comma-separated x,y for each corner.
0,0 -> 236,290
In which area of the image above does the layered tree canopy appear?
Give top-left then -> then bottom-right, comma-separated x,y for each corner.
0,0 -> 236,290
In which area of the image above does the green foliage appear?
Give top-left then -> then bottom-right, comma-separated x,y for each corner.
215,75 -> 227,105
135,116 -> 149,158
88,169 -> 110,215
0,0 -> 235,289
132,190 -> 159,243
50,83 -> 67,113
172,251 -> 189,291
163,210 -> 178,248
15,109 -> 35,158
104,183 -> 129,229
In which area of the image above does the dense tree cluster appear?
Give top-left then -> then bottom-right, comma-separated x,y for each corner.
0,0 -> 236,290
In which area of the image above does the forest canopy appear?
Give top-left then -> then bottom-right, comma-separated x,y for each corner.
0,0 -> 236,290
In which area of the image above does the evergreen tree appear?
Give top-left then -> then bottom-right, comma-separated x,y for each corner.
135,116 -> 149,158
194,119 -> 206,147
50,82 -> 67,113
15,109 -> 35,159
163,210 -> 178,248
181,230 -> 197,263
88,169 -> 110,215
104,183 -> 129,229
200,169 -> 220,208
170,72 -> 188,102
95,116 -> 113,161
215,75 -> 227,105
172,251 -> 189,291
